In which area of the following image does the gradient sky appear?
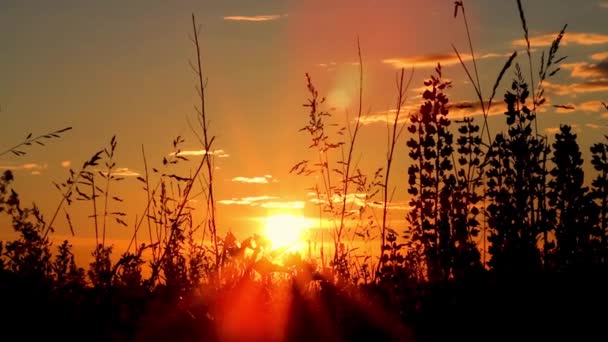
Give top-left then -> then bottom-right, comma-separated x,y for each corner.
1,0 -> 607,260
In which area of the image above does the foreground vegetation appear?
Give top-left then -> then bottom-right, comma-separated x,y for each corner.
1,2 -> 607,341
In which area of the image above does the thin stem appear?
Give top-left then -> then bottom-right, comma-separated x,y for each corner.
337,37 -> 364,261
192,13 -> 219,271
376,67 -> 413,280
92,176 -> 99,246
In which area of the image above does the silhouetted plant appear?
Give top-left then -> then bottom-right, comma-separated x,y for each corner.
190,14 -> 220,274
548,125 -> 598,270
292,56 -> 381,282
376,67 -> 413,280
405,64 -> 458,282
53,240 -> 85,290
485,67 -> 550,274
0,127 -> 72,158
3,193 -> 52,280
451,116 -> 483,277
46,145 -> 105,239
89,244 -> 113,289
591,135 -> 608,265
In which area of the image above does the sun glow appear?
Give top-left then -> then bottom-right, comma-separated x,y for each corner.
263,214 -> 312,250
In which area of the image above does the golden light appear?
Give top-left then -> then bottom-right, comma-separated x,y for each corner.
263,213 -> 312,250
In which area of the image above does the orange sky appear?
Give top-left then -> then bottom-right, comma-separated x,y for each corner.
1,0 -> 607,263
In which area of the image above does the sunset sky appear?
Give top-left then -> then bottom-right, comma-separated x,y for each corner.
1,0 -> 607,260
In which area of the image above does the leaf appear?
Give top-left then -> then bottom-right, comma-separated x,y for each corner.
56,127 -> 73,133
115,218 -> 128,227
489,51 -> 517,109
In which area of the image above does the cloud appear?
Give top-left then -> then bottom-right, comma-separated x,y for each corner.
382,52 -> 509,69
218,196 -> 277,206
218,196 -> 303,209
260,201 -> 305,209
448,101 -> 506,118
306,193 -> 412,211
562,60 -> 608,79
368,201 -> 412,211
170,149 -> 229,158
586,123 -> 605,129
231,175 -> 275,184
545,124 -> 581,135
554,101 -> 607,113
61,160 -> 71,168
99,167 -> 140,177
22,163 -> 42,170
309,193 -> 368,207
0,162 -> 47,171
31,171 -> 41,176
544,80 -> 608,95
358,100 -> 505,126
592,52 -> 608,61
112,168 -> 140,177
513,32 -> 608,48
357,106 -> 416,125
318,62 -> 337,68
223,14 -> 286,22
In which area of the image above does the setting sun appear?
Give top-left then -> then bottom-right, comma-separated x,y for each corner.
263,214 -> 312,250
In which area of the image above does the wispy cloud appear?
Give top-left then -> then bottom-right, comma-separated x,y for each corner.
111,168 -> 140,177
309,193 -> 368,207
170,149 -> 229,158
0,162 -> 47,171
318,62 -> 337,68
357,107 -> 416,126
99,167 -> 140,177
592,52 -> 608,61
368,201 -> 412,211
218,196 -> 277,206
383,52 -> 509,69
562,60 -> 608,79
0,162 -> 47,175
260,201 -> 305,209
447,101 -> 506,118
545,124 -> 581,135
586,123 -> 605,129
223,14 -> 286,22
61,160 -> 71,168
544,80 -> 608,95
513,32 -> 608,47
231,175 -> 275,184
218,195 -> 303,209
358,100 -> 505,126
553,100 -> 607,113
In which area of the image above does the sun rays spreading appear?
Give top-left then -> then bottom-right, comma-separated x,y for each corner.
262,213 -> 314,252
